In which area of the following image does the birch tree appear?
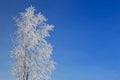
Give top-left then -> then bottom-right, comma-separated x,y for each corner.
11,6 -> 55,80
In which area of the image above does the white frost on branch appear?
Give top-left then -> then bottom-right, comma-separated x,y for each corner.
11,6 -> 55,80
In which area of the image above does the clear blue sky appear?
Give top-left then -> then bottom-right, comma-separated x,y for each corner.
0,0 -> 120,80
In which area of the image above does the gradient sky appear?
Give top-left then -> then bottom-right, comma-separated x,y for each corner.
0,0 -> 120,80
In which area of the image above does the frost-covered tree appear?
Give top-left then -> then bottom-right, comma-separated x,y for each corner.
10,6 -> 55,80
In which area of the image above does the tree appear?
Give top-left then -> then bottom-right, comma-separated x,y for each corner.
11,6 -> 55,80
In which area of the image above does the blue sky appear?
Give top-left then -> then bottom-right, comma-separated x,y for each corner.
0,0 -> 120,80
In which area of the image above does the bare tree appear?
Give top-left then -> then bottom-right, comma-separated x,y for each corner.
11,6 -> 55,80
